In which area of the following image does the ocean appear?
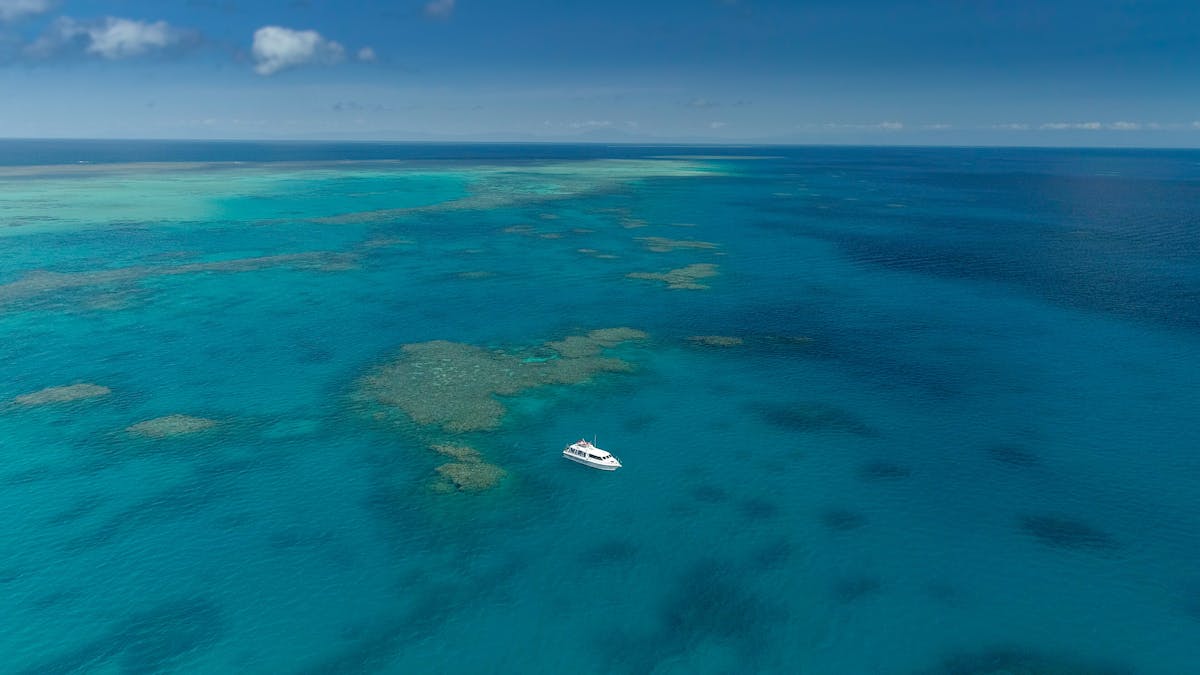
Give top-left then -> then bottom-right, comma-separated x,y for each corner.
0,140 -> 1197,674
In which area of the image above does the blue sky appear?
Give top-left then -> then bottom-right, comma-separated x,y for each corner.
1,0 -> 1199,145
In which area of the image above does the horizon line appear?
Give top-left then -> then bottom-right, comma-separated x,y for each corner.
3,136 -> 1200,152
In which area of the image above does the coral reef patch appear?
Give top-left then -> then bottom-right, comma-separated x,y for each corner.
357,328 -> 647,433
858,461 -> 911,480
915,646 -> 1132,675
752,401 -> 876,436
833,575 -> 882,603
428,443 -> 507,493
12,383 -> 111,405
1018,514 -> 1119,552
603,558 -> 786,673
821,508 -> 867,531
627,263 -> 719,290
433,461 -> 506,493
1,252 -> 356,311
986,444 -> 1039,467
636,236 -> 720,253
126,415 -> 218,439
687,335 -> 744,347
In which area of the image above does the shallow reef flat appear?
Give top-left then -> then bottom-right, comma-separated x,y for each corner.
627,262 -> 720,290
11,383 -> 111,405
635,236 -> 721,253
356,327 -> 647,434
687,335 -> 744,347
0,252 -> 357,311
316,159 -> 719,223
0,160 -> 477,233
126,414 -> 218,439
355,328 -> 647,494
430,443 -> 507,493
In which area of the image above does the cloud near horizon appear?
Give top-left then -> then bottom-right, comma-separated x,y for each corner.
252,25 -> 345,75
25,16 -> 187,60
424,0 -> 456,20
0,0 -> 53,23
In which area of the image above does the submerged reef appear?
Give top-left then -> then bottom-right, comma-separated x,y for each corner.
833,575 -> 882,603
916,646 -> 1132,675
12,383 -> 111,405
23,596 -> 225,674
0,252 -> 357,311
126,415 -> 218,439
687,335 -> 744,347
357,329 -> 646,494
357,328 -> 647,434
428,443 -> 507,493
604,558 -> 786,673
986,444 -> 1039,467
821,508 -> 868,532
752,401 -> 876,436
317,159 -> 719,223
432,460 -> 506,493
635,236 -> 720,253
454,270 -> 496,280
627,263 -> 719,290
1018,514 -> 1119,552
576,248 -> 619,260
858,461 -> 912,480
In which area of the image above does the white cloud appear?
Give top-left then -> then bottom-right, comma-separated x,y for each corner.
424,0 -> 455,19
1040,121 -> 1102,130
0,0 -> 53,23
993,123 -> 1031,130
566,120 -> 612,129
252,25 -> 345,75
922,123 -> 952,130
709,121 -> 727,129
812,121 -> 904,131
357,46 -> 376,62
86,17 -> 176,59
25,16 -> 185,59
1110,121 -> 1141,131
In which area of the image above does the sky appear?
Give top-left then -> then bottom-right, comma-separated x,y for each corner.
1,0 -> 1199,145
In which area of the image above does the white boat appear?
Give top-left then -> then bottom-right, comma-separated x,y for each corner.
563,438 -> 621,471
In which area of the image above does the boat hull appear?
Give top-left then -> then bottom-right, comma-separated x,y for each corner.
563,452 -> 620,470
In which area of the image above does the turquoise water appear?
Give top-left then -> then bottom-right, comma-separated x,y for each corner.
1,142 -> 1198,673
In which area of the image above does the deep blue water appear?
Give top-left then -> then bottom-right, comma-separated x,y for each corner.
1,141 -> 1198,673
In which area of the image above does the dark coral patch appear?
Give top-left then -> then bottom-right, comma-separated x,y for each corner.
986,445 -> 1039,467
690,484 -> 729,504
858,461 -> 911,480
820,508 -> 867,532
917,646 -> 1132,675
748,540 -> 793,571
833,576 -> 881,603
1019,514 -> 1119,552
658,559 -> 787,643
738,498 -> 780,521
26,598 -> 224,674
751,401 -> 876,436
578,539 -> 639,566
